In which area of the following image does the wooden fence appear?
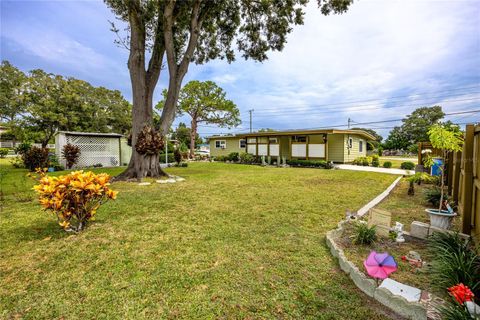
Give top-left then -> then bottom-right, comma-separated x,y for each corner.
418,124 -> 479,240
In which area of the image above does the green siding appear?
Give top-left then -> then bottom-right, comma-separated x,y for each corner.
279,136 -> 290,158
343,134 -> 367,162
209,137 -> 244,157
327,134 -> 345,163
308,134 -> 325,143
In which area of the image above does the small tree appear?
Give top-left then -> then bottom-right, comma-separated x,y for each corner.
426,124 -> 463,212
62,143 -> 81,169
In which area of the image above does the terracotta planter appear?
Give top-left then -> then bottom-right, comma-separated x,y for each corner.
425,209 -> 456,229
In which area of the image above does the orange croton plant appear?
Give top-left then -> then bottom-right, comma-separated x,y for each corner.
32,168 -> 118,232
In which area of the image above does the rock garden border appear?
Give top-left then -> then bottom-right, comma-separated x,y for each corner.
326,221 -> 439,320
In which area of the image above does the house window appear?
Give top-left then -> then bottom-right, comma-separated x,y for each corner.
359,140 -> 363,152
247,138 -> 256,143
215,140 -> 226,149
292,135 -> 307,143
269,137 -> 278,144
239,139 -> 246,148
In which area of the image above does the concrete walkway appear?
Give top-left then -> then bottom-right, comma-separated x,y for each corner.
334,164 -> 414,175
380,157 -> 418,162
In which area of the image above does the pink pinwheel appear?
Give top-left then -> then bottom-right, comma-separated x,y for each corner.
363,251 -> 397,280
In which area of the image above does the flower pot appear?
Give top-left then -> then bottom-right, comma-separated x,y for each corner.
425,209 -> 457,229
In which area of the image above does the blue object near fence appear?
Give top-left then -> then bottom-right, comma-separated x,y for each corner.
431,158 -> 443,176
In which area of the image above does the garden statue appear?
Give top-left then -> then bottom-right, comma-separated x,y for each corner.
394,222 -> 405,243
345,210 -> 358,220
261,156 -> 266,166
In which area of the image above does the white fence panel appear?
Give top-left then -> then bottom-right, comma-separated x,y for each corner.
66,135 -> 120,168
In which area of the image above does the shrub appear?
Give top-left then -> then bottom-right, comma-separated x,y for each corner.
0,148 -> 8,158
238,152 -> 254,164
177,162 -> 188,167
32,169 -> 118,232
227,152 -> 239,162
10,157 -> 24,168
62,143 -> 81,169
173,148 -> 182,165
22,146 -> 49,171
159,153 -> 175,164
48,153 -> 64,171
400,161 -> 415,170
408,172 -> 439,185
424,187 -> 449,207
371,155 -> 380,167
377,146 -> 383,156
428,232 -> 480,299
353,222 -> 377,245
286,159 -> 328,168
353,156 -> 370,166
215,155 -> 227,162
15,142 -> 31,155
93,163 -> 103,168
383,161 -> 392,168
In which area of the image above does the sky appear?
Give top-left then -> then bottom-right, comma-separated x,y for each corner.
1,0 -> 480,138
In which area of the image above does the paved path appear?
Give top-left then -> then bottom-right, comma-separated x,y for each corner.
334,164 -> 414,175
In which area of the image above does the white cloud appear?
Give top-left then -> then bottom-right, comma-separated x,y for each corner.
189,0 -> 480,136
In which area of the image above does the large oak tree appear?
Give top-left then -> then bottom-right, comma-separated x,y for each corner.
105,0 -> 353,179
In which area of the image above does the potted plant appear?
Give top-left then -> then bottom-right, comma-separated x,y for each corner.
423,124 -> 463,229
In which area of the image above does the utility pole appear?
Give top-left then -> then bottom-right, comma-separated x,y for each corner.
249,109 -> 254,133
348,117 -> 351,129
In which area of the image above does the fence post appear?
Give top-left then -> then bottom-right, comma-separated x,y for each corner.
447,152 -> 454,195
417,142 -> 422,165
452,151 -> 462,202
460,125 -> 474,235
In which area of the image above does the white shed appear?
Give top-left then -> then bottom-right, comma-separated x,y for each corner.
55,131 -> 131,168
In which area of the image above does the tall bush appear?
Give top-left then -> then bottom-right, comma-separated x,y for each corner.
62,143 -> 81,169
0,148 -> 8,158
173,148 -> 182,164
22,147 -> 49,171
32,169 -> 118,232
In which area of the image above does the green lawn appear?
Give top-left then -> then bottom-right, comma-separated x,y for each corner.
1,160 -> 400,319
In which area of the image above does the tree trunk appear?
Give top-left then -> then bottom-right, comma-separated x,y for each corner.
114,8 -> 167,181
189,119 -> 197,158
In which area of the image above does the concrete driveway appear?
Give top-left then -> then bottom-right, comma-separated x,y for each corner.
334,164 -> 414,175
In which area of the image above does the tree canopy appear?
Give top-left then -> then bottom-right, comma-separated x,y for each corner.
383,106 -> 446,150
0,61 -> 132,147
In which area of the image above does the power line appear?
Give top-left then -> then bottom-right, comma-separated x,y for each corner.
244,85 -> 480,113
244,96 -> 480,118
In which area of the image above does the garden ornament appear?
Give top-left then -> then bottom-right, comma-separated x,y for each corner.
393,222 -> 405,243
364,251 -> 397,280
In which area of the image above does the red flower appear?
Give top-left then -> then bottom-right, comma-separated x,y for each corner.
401,256 -> 407,261
448,283 -> 475,304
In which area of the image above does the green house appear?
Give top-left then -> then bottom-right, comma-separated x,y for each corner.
208,129 -> 375,163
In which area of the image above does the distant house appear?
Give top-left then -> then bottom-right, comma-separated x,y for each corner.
208,128 -> 374,163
